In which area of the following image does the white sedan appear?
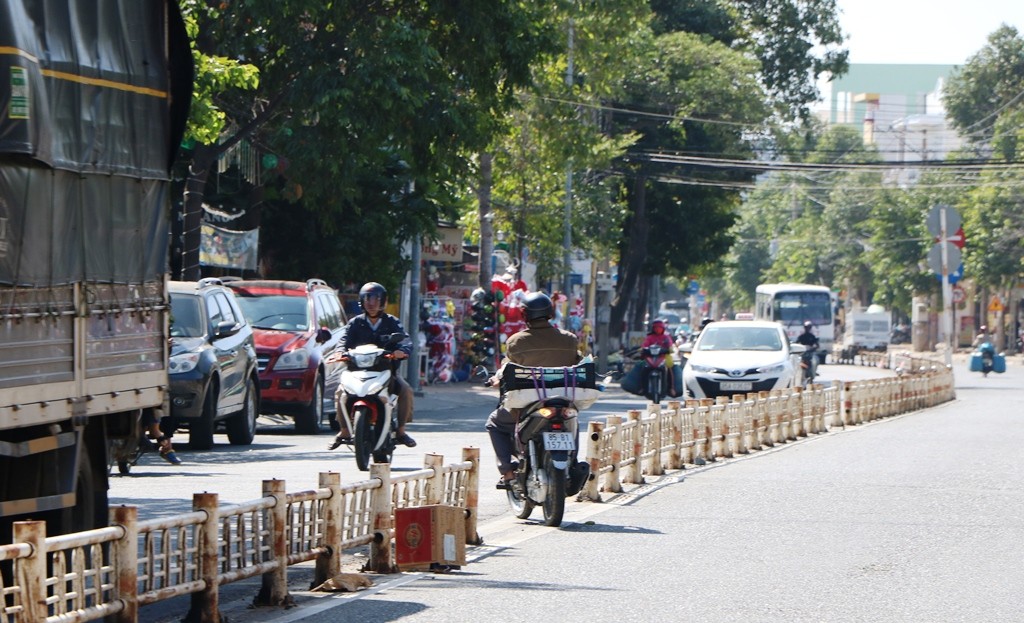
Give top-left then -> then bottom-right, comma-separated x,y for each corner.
682,320 -> 802,399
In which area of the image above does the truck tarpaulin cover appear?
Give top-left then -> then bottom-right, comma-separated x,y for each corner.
0,0 -> 192,287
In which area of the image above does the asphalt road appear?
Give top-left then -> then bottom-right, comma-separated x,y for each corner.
121,359 -> 1024,623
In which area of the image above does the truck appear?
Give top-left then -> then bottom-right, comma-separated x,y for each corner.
0,1 -> 191,541
843,307 -> 892,351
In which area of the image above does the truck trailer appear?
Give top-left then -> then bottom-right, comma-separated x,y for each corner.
0,0 -> 192,541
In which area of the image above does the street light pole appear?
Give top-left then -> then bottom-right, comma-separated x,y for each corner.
561,18 -> 574,326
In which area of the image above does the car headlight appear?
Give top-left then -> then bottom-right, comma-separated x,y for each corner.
169,352 -> 200,374
274,349 -> 310,371
757,363 -> 786,374
690,364 -> 715,373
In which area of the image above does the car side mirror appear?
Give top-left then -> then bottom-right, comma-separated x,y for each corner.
790,343 -> 806,354
316,327 -> 332,344
680,344 -> 693,354
213,320 -> 240,339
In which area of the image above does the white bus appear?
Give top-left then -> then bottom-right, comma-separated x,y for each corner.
754,283 -> 836,362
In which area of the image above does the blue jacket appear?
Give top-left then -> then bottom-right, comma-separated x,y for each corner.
339,313 -> 412,356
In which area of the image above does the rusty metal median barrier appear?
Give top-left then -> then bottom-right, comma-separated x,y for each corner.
0,448 -> 480,623
1,359 -> 955,623
580,357 -> 955,501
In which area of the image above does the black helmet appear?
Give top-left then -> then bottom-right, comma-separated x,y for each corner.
359,282 -> 387,308
803,320 -> 814,330
522,291 -> 554,322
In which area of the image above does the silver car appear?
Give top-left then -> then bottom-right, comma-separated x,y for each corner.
682,320 -> 800,399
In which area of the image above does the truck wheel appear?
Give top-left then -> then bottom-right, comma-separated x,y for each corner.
294,374 -> 323,435
226,376 -> 257,445
190,383 -> 217,450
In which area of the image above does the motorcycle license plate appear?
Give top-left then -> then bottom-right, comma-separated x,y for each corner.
720,381 -> 752,391
542,432 -> 575,451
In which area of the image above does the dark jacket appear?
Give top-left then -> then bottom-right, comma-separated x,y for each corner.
339,313 -> 412,356
795,330 -> 819,349
505,320 -> 581,367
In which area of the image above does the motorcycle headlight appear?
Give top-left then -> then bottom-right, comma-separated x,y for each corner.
690,364 -> 715,373
274,349 -> 310,371
169,352 -> 200,374
757,363 -> 785,374
351,351 -> 378,368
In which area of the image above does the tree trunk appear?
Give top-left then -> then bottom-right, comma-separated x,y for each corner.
609,173 -> 649,343
477,152 -> 493,289
180,144 -> 217,281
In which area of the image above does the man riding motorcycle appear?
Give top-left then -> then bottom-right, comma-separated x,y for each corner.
485,291 -> 588,490
328,282 -> 417,450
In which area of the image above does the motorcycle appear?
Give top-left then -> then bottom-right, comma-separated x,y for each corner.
970,341 -> 1005,377
486,361 -> 602,527
640,344 -> 669,404
890,325 -> 911,345
331,333 -> 407,471
800,345 -> 819,386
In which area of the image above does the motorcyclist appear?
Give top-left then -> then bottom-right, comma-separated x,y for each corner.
328,282 -> 417,450
795,320 -> 820,350
972,325 -> 991,349
641,318 -> 677,397
485,291 -> 587,490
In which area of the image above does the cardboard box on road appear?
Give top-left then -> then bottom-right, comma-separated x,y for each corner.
395,505 -> 466,570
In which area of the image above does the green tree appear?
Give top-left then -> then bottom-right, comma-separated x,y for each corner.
177,0 -> 555,285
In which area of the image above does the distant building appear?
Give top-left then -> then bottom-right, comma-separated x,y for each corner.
818,64 -> 965,179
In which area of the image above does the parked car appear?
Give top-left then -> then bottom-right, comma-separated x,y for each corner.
225,278 -> 347,434
681,320 -> 799,399
167,278 -> 260,450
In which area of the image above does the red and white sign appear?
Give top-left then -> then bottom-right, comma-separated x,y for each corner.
935,226 -> 966,249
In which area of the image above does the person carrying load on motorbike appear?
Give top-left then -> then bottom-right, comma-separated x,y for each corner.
485,291 -> 587,490
972,325 -> 991,349
328,282 -> 417,450
642,318 -> 677,397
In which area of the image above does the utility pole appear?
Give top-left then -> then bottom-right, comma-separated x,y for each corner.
561,18 -> 574,326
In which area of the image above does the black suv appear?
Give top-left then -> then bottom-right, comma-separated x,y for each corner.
225,279 -> 347,433
167,278 -> 260,450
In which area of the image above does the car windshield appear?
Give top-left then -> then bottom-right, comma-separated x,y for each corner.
696,326 -> 783,352
234,294 -> 309,331
169,294 -> 204,338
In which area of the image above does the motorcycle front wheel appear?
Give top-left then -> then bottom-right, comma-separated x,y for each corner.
541,454 -> 567,527
353,406 -> 375,472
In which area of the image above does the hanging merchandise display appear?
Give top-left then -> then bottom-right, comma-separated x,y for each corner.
420,296 -> 457,384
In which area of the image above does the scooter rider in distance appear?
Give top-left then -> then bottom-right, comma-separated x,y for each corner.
485,291 -> 590,492
328,282 -> 417,450
796,320 -> 820,377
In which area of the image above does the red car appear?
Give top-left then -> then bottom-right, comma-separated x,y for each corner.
226,279 -> 347,433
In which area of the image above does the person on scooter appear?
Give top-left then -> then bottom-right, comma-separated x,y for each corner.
796,320 -> 820,350
641,318 -> 677,397
972,325 -> 991,348
328,282 -> 417,450
485,291 -> 588,490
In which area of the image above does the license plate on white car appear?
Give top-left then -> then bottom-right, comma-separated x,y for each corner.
719,381 -> 753,391
542,432 -> 575,451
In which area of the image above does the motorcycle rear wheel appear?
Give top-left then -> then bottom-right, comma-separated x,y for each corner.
541,454 -> 567,527
353,407 -> 375,472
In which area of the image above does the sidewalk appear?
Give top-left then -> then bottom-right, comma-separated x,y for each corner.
412,380 -> 500,417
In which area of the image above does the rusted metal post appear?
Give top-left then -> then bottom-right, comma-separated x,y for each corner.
255,480 -> 291,607
423,453 -> 445,505
367,463 -> 395,573
315,472 -> 343,586
605,415 -> 623,493
461,447 -> 482,545
581,421 -> 604,501
111,506 -> 138,623
666,401 -> 682,470
626,410 -> 644,484
14,521 -> 47,623
187,492 -> 220,623
647,403 -> 664,476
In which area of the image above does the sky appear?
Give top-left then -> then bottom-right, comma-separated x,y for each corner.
836,0 -> 1024,65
